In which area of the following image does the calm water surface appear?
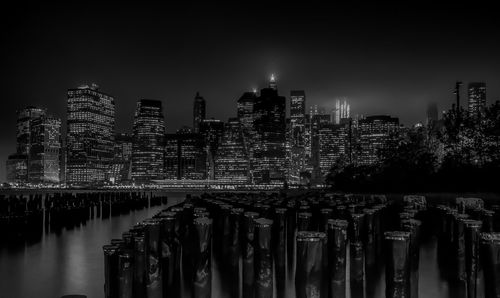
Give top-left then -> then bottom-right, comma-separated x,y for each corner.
0,193 -> 185,298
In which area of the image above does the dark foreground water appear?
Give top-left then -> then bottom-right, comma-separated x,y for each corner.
0,193 -> 185,298
0,192 -> 487,298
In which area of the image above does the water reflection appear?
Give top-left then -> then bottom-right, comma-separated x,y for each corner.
0,193 -> 185,298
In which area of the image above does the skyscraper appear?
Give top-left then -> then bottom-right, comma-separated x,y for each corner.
290,90 -> 306,146
164,127 -> 206,180
318,123 -> 348,178
28,116 -> 61,183
467,82 -> 486,119
237,91 -> 257,181
288,90 -> 307,185
359,115 -> 399,165
16,106 -> 46,156
6,106 -> 47,183
131,99 -> 165,183
237,91 -> 257,139
333,98 -> 350,124
253,78 -> 286,184
193,92 -> 206,133
66,84 -> 115,184
199,119 -> 224,179
214,118 -> 249,184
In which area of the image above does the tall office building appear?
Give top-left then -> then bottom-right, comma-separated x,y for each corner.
318,123 -> 348,178
66,84 -> 115,184
131,99 -> 165,183
467,82 -> 486,119
288,90 -> 307,185
359,115 -> 399,165
164,127 -> 206,180
28,116 -> 61,183
290,90 -> 306,146
108,133 -> 133,184
237,91 -> 257,138
199,119 -> 224,179
193,92 -> 206,133
253,79 -> 286,184
237,91 -> 257,181
16,106 -> 46,156
333,98 -> 350,124
6,106 -> 46,183
214,118 -> 249,184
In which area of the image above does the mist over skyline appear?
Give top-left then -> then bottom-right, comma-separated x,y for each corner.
1,2 -> 499,181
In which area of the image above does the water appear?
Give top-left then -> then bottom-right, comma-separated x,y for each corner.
0,193 -> 487,298
0,192 -> 185,298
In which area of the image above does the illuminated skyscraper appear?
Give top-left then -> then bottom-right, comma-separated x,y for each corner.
333,98 -> 350,124
6,106 -> 47,183
199,118 -> 224,179
467,82 -> 486,119
290,90 -> 306,146
237,91 -> 257,139
214,118 -> 249,184
193,92 -> 206,133
318,123 -> 348,178
359,115 -> 399,165
288,90 -> 307,185
29,116 -> 61,183
164,127 -> 206,180
16,106 -> 46,156
66,84 -> 115,184
237,91 -> 257,181
131,99 -> 165,183
253,81 -> 286,184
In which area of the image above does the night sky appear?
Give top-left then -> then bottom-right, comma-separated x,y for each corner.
1,2 -> 499,181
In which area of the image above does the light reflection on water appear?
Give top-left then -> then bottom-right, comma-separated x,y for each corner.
0,193 -> 184,298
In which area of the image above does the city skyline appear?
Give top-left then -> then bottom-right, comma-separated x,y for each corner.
4,74 -> 495,185
2,2 -> 500,181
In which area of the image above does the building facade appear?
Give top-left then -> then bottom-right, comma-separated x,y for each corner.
165,128 -> 206,180
467,82 -> 486,120
66,84 -> 115,184
252,83 -> 286,185
214,118 -> 249,184
108,133 -> 133,184
131,99 -> 165,183
318,123 -> 349,178
28,116 -> 61,183
6,106 -> 47,183
193,92 -> 206,133
359,115 -> 399,165
237,91 -> 257,181
199,118 -> 224,179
